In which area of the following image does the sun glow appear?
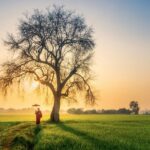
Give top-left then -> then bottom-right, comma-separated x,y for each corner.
31,81 -> 39,89
24,80 -> 39,92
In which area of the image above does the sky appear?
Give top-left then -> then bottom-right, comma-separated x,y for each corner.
0,0 -> 150,110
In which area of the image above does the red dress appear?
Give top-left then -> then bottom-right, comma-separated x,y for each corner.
35,110 -> 42,124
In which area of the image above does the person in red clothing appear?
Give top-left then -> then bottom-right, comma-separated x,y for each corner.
35,108 -> 42,124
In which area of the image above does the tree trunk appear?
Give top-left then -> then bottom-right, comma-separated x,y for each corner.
50,95 -> 60,122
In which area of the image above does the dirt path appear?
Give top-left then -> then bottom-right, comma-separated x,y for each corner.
0,122 -> 38,150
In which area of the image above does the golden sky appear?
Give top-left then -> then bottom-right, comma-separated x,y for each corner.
0,0 -> 150,110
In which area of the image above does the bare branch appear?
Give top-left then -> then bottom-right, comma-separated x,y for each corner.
0,5 -> 96,109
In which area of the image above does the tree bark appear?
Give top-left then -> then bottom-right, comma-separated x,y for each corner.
50,95 -> 61,122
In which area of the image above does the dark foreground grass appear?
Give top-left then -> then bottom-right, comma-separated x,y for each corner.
0,115 -> 150,150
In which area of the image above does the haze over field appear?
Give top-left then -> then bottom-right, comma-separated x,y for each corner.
0,0 -> 150,110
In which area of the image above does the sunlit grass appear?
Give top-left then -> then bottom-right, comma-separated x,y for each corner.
0,115 -> 150,150
0,113 -> 149,122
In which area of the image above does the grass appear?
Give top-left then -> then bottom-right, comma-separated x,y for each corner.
0,114 -> 150,150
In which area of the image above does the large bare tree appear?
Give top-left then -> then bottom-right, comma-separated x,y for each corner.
0,6 -> 95,122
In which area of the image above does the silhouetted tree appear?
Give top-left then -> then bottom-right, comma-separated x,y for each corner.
0,6 -> 95,122
129,101 -> 139,114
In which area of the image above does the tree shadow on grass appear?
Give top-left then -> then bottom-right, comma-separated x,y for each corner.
56,123 -> 126,150
60,120 -> 102,124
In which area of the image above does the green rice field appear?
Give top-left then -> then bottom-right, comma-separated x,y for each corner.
0,114 -> 150,150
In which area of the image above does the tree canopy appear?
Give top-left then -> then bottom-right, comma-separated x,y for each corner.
0,6 -> 95,122
129,101 -> 139,115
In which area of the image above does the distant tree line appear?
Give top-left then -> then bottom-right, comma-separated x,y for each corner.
67,101 -> 141,115
0,108 -> 49,114
0,101 -> 141,115
67,108 -> 131,114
